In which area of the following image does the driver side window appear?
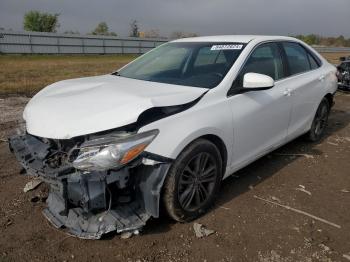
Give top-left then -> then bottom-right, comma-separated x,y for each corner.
234,42 -> 284,87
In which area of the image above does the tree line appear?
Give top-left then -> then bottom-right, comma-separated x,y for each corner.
3,10 -> 349,45
294,34 -> 350,47
19,10 -> 197,39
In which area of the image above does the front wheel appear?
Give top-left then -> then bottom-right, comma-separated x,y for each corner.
306,98 -> 330,142
162,139 -> 222,222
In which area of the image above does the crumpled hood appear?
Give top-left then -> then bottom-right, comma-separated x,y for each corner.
24,75 -> 208,139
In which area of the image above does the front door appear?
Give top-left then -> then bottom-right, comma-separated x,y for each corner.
227,42 -> 292,172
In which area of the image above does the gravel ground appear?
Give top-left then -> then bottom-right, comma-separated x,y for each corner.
0,96 -> 29,140
0,92 -> 349,262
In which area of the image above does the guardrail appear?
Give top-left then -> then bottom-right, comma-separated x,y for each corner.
0,30 -> 349,55
313,47 -> 350,53
0,30 -> 167,54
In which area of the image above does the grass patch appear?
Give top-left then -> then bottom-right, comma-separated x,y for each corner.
0,52 -> 349,96
0,54 -> 137,96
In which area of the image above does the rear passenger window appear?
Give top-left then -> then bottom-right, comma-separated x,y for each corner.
234,42 -> 284,87
282,42 -> 311,75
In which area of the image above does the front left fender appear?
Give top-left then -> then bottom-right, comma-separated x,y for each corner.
139,99 -> 234,166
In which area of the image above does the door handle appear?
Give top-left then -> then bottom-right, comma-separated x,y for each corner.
283,88 -> 292,97
319,75 -> 325,81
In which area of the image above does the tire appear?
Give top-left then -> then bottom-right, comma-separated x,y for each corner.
306,98 -> 330,142
163,139 -> 223,222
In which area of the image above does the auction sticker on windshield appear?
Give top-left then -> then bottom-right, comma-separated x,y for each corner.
210,44 -> 243,51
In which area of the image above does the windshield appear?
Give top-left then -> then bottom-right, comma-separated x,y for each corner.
117,42 -> 245,88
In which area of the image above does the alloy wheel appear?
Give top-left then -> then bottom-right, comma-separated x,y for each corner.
177,152 -> 218,211
314,103 -> 328,136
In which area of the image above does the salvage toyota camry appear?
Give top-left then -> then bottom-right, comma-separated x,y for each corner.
9,35 -> 337,239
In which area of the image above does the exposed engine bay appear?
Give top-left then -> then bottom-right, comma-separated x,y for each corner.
8,130 -> 171,239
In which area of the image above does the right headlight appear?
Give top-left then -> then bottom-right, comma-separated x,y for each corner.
72,129 -> 159,171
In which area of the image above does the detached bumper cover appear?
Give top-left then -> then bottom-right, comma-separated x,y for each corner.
9,133 -> 171,239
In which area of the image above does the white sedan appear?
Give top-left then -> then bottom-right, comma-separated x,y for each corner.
9,35 -> 337,239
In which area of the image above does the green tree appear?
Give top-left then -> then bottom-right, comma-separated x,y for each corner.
304,34 -> 320,45
91,22 -> 117,36
295,34 -> 350,47
91,22 -> 108,35
23,11 -> 60,32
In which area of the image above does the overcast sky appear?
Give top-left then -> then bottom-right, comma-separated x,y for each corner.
1,0 -> 350,37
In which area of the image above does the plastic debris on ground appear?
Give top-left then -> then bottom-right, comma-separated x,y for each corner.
193,223 -> 215,238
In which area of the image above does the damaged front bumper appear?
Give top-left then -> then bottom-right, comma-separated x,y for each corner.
8,133 -> 171,239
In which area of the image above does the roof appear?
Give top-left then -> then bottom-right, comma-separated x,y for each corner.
172,35 -> 298,43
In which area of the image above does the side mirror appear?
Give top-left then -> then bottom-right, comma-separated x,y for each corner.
243,73 -> 274,90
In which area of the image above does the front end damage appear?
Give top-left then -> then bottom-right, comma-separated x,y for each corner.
8,131 -> 171,239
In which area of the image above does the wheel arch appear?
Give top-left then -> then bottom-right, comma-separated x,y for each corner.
160,133 -> 228,221
199,134 -> 228,177
167,133 -> 229,178
324,93 -> 334,108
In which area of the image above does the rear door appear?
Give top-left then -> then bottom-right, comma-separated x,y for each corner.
279,42 -> 324,139
228,42 -> 292,171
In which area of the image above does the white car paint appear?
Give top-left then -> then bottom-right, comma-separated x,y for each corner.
243,72 -> 274,88
139,36 -> 337,177
23,35 -> 337,179
24,74 -> 208,139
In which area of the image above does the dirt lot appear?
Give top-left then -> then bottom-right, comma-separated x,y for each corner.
320,52 -> 350,65
0,91 -> 349,261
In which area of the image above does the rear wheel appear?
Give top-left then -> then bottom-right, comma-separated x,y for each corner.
306,98 -> 330,142
163,139 -> 222,222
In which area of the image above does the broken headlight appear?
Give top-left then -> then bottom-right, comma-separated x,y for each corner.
72,130 -> 159,171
